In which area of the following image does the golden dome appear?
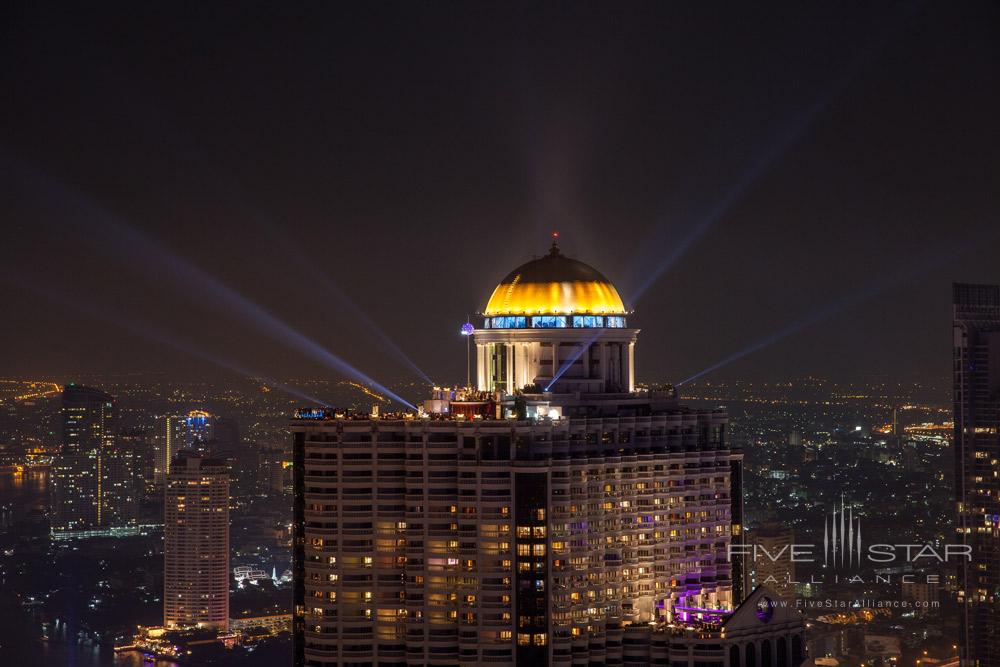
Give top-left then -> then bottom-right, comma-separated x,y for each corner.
484,242 -> 626,316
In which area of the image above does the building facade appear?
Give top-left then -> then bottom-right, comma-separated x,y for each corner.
747,523 -> 795,601
292,242 -> 791,666
156,411 -> 218,487
953,283 -> 1000,667
51,384 -> 137,537
620,586 -> 805,667
164,451 -> 230,628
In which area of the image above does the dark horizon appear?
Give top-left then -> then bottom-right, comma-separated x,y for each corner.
3,1 -> 999,388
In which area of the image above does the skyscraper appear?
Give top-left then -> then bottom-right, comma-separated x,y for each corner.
953,283 -> 1000,667
156,410 -> 217,487
164,451 -> 230,629
292,241 -> 765,666
51,384 -> 137,537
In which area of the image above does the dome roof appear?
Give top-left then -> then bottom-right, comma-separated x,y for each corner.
484,241 -> 627,316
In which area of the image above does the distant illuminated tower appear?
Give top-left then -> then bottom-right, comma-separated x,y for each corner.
51,385 -> 137,537
164,451 -> 230,629
156,410 -> 215,486
184,410 -> 215,447
291,240 -> 760,667
953,283 -> 1000,667
476,237 -> 636,394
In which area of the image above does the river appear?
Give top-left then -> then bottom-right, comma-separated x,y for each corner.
0,470 -> 180,667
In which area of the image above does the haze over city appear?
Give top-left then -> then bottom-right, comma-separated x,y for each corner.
3,2 -> 999,388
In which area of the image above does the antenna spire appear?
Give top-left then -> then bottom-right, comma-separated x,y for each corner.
549,231 -> 561,256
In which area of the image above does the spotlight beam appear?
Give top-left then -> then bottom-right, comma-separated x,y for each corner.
120,114 -> 434,387
5,156 -> 416,410
627,11 -> 912,304
677,235 -> 996,386
4,271 -> 329,407
267,232 -> 434,386
545,329 -> 608,392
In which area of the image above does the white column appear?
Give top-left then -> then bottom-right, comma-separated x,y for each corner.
516,343 -> 528,389
628,341 -> 635,392
505,343 -> 514,393
476,344 -> 487,391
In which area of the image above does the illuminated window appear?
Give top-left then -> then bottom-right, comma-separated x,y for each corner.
606,316 -> 626,328
491,316 -> 527,329
531,316 -> 567,328
572,315 -> 604,328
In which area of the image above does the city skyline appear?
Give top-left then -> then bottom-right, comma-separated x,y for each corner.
2,3 -> 997,667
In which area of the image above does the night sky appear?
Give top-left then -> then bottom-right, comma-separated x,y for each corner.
2,1 -> 999,390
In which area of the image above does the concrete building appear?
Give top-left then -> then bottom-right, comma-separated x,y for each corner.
291,241 -> 797,666
952,283 -> 1000,667
749,522 -> 796,601
164,451 -> 230,628
155,411 -> 217,487
51,384 -> 138,537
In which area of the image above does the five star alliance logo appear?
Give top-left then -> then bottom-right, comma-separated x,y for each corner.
823,495 -> 862,568
729,495 -> 971,584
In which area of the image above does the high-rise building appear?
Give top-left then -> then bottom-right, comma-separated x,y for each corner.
155,410 -> 217,487
164,451 -> 230,629
51,384 -> 137,537
119,426 -> 157,499
291,242 -> 787,666
260,446 -> 292,496
953,283 -> 1000,667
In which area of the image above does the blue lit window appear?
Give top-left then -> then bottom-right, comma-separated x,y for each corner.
606,316 -> 626,328
531,316 -> 567,328
572,315 -> 604,328
491,316 -> 527,329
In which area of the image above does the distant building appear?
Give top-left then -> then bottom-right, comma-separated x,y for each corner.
901,578 -> 941,616
953,283 -> 1000,667
749,522 -> 796,600
164,451 -> 230,629
229,613 -> 292,636
51,384 -> 137,538
154,414 -> 186,487
155,410 -> 224,487
259,446 -> 290,496
119,426 -> 157,499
